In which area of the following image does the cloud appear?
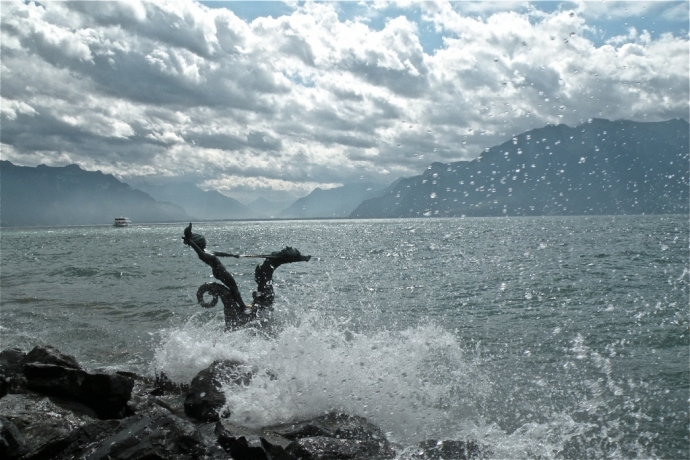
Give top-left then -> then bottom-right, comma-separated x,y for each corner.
1,0 -> 687,202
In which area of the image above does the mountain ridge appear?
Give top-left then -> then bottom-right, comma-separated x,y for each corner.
0,161 -> 189,227
351,118 -> 689,218
279,182 -> 389,218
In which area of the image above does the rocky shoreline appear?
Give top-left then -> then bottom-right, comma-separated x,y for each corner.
1,345 -> 482,460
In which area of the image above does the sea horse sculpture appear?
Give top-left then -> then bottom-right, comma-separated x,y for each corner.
196,282 -> 252,329
182,223 -> 311,330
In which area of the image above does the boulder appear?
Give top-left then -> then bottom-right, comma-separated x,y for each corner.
268,412 -> 387,442
184,360 -> 253,422
416,439 -> 482,459
0,416 -> 29,460
0,348 -> 26,374
215,420 -> 293,460
23,363 -> 134,419
268,412 -> 395,459
0,347 -> 487,460
22,345 -> 82,370
83,406 -> 226,460
285,436 -> 395,459
0,348 -> 28,397
0,392 -> 112,459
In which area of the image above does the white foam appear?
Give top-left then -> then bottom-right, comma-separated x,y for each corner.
152,308 -> 605,458
153,307 -> 489,443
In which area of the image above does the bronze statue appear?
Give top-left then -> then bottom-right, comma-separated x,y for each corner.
182,223 -> 311,329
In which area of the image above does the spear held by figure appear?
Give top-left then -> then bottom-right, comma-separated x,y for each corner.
182,223 -> 311,330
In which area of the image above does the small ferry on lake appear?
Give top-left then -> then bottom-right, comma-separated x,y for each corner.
113,216 -> 131,227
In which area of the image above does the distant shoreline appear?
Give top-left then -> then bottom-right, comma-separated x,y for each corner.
2,213 -> 688,230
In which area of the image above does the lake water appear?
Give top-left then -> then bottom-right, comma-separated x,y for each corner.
1,216 -> 688,459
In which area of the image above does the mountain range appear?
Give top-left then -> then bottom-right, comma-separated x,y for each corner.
0,161 -> 188,227
1,118 -> 687,227
352,118 -> 689,218
127,180 -> 252,221
279,183 -> 387,218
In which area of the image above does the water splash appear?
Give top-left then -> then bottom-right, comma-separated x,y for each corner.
154,309 -> 488,443
152,309 -> 613,458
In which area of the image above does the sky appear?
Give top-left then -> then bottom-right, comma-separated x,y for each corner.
1,1 -> 688,204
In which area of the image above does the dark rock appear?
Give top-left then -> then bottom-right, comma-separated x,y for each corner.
23,363 -> 134,419
0,346 -> 492,460
269,412 -> 387,442
0,348 -> 28,397
416,439 -> 482,459
151,371 -> 189,396
22,345 -> 82,370
215,420 -> 293,459
184,360 -> 253,422
84,406 -> 226,460
285,436 -> 395,459
228,435 -> 270,459
0,348 -> 26,374
0,393 -> 101,459
46,419 -> 120,460
80,370 -> 135,419
268,413 -> 395,459
0,416 -> 30,460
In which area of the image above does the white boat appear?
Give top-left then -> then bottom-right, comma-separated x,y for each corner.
113,216 -> 131,227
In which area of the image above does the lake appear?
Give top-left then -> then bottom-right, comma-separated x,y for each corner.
1,216 -> 687,458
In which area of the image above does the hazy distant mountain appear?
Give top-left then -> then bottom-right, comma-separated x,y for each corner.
247,197 -> 291,219
351,119 -> 689,218
129,180 -> 251,221
280,182 -> 389,218
0,161 -> 188,227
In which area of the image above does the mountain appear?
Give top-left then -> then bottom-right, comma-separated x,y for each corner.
0,161 -> 189,227
280,182 -> 389,218
351,119 -> 689,218
129,180 -> 251,221
247,197 -> 291,219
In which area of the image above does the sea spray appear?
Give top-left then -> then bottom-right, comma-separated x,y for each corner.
153,308 -> 489,443
152,308 -> 597,458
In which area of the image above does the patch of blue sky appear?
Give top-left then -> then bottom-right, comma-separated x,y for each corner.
580,1 -> 689,45
200,1 -> 687,49
448,1 -> 688,46
334,2 -> 445,55
199,1 -> 294,21
284,72 -> 315,87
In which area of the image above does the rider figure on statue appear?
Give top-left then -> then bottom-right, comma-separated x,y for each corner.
182,223 -> 311,329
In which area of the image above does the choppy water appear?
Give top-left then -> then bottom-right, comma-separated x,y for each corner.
1,216 -> 688,459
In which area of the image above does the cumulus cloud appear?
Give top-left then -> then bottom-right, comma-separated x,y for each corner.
1,0 -> 687,202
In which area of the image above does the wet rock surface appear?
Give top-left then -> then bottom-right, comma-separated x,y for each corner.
0,345 -> 483,459
184,359 -> 253,422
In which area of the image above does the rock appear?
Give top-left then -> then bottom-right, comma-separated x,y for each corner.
17,345 -> 134,419
83,406 -> 227,460
215,420 -> 293,460
0,348 -> 26,374
0,392 -> 106,459
416,439 -> 482,459
0,347 -> 490,460
22,345 -> 82,370
268,413 -> 395,459
0,416 -> 30,460
0,348 -> 28,397
184,360 -> 253,422
23,363 -> 134,419
285,436 -> 395,460
151,371 -> 189,396
269,412 -> 387,442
